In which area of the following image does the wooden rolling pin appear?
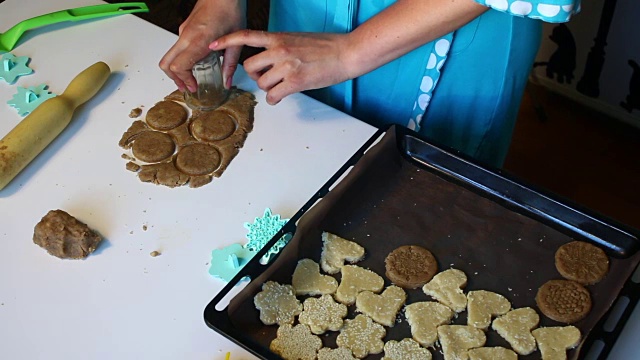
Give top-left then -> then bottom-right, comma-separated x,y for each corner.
0,61 -> 111,190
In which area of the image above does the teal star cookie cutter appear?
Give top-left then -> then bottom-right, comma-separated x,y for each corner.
8,84 -> 56,116
0,53 -> 34,84
209,243 -> 257,283
244,208 -> 291,264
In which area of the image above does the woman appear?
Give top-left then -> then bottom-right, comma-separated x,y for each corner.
160,0 -> 580,167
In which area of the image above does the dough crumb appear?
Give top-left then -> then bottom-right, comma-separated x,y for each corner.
126,161 -> 141,172
129,107 -> 142,118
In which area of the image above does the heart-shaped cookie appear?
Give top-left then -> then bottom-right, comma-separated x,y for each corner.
492,307 -> 540,355
468,347 -> 517,360
422,268 -> 468,312
292,258 -> 338,296
467,290 -> 511,330
321,232 -> 365,274
336,265 -> 384,305
404,301 -> 454,347
532,326 -> 581,360
356,285 -> 407,327
438,325 -> 486,360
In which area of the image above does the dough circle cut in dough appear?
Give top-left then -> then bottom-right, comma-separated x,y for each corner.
146,100 -> 188,130
131,131 -> 176,163
175,143 -> 221,175
190,110 -> 237,142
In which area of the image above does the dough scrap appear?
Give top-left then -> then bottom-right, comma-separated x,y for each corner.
335,265 -> 384,305
299,294 -> 348,335
317,347 -> 358,360
119,88 -> 256,188
33,210 -> 102,259
437,325 -> 486,360
138,162 -> 191,188
467,290 -> 511,330
292,258 -> 338,296
125,161 -> 140,172
492,307 -> 540,355
269,324 -> 322,360
536,279 -> 592,324
555,241 -> 609,285
382,338 -> 432,360
404,301 -> 454,347
320,232 -> 365,274
532,326 -> 581,360
336,314 -> 386,358
356,285 -> 406,327
118,120 -> 152,148
468,347 -> 518,360
422,268 -> 468,312
385,245 -> 438,289
254,281 -> 302,326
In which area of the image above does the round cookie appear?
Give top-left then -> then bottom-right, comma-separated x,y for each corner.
555,241 -> 609,285
131,131 -> 176,163
385,245 -> 438,289
146,100 -> 187,130
536,279 -> 592,324
175,143 -> 221,175
190,110 -> 237,142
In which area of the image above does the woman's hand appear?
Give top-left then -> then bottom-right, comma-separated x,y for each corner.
159,0 -> 246,92
210,31 -> 353,105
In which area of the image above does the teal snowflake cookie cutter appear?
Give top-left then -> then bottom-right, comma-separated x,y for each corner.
0,53 -> 34,84
209,243 -> 257,283
244,208 -> 291,264
8,84 -> 57,116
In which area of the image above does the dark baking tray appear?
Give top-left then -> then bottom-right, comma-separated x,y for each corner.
205,125 -> 640,359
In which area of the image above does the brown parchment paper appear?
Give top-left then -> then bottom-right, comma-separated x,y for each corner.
225,127 -> 640,359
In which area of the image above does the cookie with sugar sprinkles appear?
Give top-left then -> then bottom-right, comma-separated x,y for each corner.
492,307 -> 539,355
299,294 -> 348,335
317,347 -> 358,360
269,324 -> 322,360
292,258 -> 338,296
336,314 -> 386,358
254,281 -> 302,326
320,232 -> 365,274
382,338 -> 432,360
532,326 -> 581,360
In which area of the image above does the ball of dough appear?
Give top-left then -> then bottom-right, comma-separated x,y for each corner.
33,210 -> 102,259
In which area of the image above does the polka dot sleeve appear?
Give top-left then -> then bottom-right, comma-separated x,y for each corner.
473,0 -> 581,23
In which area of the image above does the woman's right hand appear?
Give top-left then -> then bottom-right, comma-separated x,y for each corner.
159,0 -> 246,92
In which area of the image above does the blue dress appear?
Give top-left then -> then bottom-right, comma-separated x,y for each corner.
269,0 -> 581,167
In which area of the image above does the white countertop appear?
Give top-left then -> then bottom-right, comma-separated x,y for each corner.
0,1 -> 376,359
1,1 -> 639,360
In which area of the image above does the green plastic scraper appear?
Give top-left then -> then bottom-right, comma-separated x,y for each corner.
0,2 -> 149,52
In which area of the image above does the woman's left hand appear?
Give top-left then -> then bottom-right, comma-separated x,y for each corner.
210,30 -> 354,105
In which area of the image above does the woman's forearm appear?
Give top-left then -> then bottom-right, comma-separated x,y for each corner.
342,0 -> 487,79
